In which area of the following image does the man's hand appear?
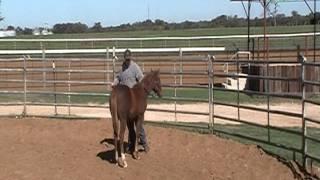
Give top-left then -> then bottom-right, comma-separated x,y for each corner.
111,78 -> 119,88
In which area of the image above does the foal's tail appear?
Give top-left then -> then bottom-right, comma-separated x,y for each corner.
110,88 -> 120,162
110,89 -> 119,137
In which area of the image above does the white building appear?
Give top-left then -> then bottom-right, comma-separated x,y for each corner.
33,28 -> 53,36
0,30 -> 16,37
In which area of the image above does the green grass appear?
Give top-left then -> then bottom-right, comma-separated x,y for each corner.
13,25 -> 317,39
1,25 -> 318,50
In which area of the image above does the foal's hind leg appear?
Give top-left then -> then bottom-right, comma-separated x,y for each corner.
127,119 -> 136,153
132,116 -> 143,160
117,119 -> 128,168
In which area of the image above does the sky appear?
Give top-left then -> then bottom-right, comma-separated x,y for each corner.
0,0 -> 316,28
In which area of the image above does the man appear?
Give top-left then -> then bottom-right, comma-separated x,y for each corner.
112,49 -> 150,153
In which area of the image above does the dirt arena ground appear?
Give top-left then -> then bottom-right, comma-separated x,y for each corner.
0,117 -> 317,180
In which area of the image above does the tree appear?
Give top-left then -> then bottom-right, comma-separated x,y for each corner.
15,27 -> 23,34
6,25 -> 15,30
53,22 -> 88,33
291,10 -> 300,25
309,12 -> 320,25
291,10 -> 300,18
91,22 -> 103,32
23,28 -> 33,35
268,0 -> 280,26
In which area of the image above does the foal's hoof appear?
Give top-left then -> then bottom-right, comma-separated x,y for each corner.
118,159 -> 128,168
132,151 -> 140,160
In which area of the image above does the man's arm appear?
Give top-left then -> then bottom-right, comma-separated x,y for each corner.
112,71 -> 122,86
135,63 -> 144,82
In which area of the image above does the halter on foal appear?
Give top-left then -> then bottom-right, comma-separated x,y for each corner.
109,70 -> 162,168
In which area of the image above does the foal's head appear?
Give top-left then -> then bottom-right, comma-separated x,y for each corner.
142,70 -> 162,97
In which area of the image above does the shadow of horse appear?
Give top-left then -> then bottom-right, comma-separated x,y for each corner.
96,138 -> 129,164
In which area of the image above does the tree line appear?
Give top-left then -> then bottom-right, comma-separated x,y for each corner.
4,11 -> 320,35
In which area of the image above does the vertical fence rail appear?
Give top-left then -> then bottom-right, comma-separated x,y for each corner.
267,48 -> 271,143
301,57 -> 307,168
53,60 -> 57,115
112,47 -> 116,81
106,47 -> 110,87
174,53 -> 177,122
23,56 -> 27,116
42,46 -> 46,89
236,52 -> 240,122
68,60 -> 71,116
208,55 -> 214,130
179,48 -> 183,85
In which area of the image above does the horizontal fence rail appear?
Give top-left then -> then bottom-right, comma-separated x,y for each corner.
1,32 -> 319,42
0,47 -> 226,55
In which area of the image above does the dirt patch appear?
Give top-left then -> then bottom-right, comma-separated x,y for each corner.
0,117 -> 312,180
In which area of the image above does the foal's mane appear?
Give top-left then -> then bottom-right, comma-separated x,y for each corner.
136,70 -> 159,93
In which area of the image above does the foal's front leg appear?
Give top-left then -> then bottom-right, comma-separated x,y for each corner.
118,119 -> 128,168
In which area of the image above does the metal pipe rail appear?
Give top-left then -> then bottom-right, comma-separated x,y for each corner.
146,108 -> 209,116
213,87 -> 303,99
306,154 -> 320,165
213,73 -> 299,81
0,58 -> 114,62
162,84 -> 209,89
305,117 -> 320,125
160,96 -> 208,103
0,102 -> 25,106
304,80 -> 320,86
0,79 -> 25,83
0,47 -> 225,55
305,135 -> 320,144
0,90 -> 24,94
305,99 -> 320,106
213,59 -> 302,64
19,80 -> 110,85
25,91 -> 108,97
214,101 -> 303,119
213,114 -> 302,136
24,102 -> 108,109
24,68 -> 113,74
304,62 -> 320,67
0,68 -> 24,72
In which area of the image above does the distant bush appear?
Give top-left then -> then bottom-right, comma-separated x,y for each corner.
53,22 -> 88,34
